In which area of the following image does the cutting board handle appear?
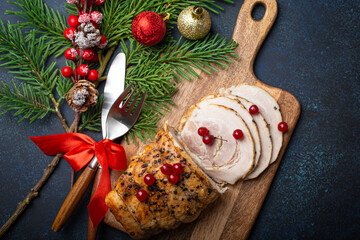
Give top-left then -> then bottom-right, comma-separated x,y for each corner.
232,0 -> 278,75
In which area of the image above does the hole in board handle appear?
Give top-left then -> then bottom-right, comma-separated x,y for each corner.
251,3 -> 266,21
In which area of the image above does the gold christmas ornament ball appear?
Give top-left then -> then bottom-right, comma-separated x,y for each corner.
177,6 -> 211,40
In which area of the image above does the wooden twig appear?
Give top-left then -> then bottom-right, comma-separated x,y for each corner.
0,153 -> 63,238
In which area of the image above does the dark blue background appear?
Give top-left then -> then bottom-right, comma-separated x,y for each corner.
1,0 -> 359,239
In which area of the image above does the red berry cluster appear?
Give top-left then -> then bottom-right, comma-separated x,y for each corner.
198,127 -> 214,145
160,163 -> 184,184
136,163 -> 184,201
62,0 -> 108,83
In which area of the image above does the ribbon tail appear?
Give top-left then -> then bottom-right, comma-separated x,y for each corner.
87,166 -> 111,228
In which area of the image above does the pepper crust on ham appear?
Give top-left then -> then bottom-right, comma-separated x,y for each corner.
106,123 -> 221,239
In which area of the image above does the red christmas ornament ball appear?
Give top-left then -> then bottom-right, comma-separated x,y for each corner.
61,66 -> 73,77
88,69 -> 99,81
131,11 -> 166,46
68,15 -> 79,28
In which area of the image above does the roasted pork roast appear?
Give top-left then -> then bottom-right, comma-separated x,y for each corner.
105,84 -> 283,239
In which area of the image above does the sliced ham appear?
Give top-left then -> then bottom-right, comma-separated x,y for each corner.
179,104 -> 255,184
196,95 -> 261,172
221,85 -> 283,163
231,96 -> 273,179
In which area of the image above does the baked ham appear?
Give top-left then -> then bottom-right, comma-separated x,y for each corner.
106,84 -> 284,239
105,123 -> 221,239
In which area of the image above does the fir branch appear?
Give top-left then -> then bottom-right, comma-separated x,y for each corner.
157,34 -> 239,80
0,81 -> 54,123
0,19 -> 69,130
7,0 -> 71,56
55,76 -> 74,104
0,22 -> 55,94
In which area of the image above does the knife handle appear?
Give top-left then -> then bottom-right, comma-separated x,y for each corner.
87,168 -> 102,240
52,162 -> 98,232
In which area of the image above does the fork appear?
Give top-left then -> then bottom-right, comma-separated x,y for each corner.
52,83 -> 147,232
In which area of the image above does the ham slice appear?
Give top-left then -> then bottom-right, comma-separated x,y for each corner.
179,104 -> 255,184
221,85 -> 283,163
232,96 -> 272,179
196,95 -> 261,172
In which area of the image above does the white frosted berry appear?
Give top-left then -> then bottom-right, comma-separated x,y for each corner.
66,0 -> 78,4
90,11 -> 103,24
78,13 -> 91,23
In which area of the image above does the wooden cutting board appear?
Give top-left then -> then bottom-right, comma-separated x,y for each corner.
104,0 -> 301,239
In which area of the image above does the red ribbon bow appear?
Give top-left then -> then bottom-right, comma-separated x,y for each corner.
30,133 -> 127,228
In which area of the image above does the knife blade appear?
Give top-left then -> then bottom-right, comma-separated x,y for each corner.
101,53 -> 126,137
52,53 -> 127,232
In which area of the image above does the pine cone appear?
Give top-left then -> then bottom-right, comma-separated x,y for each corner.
74,22 -> 101,49
66,80 -> 98,112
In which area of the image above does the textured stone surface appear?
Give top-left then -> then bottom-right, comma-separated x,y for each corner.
0,0 -> 359,239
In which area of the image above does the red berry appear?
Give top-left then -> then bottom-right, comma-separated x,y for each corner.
172,163 -> 184,174
91,53 -> 99,62
160,164 -> 173,175
68,15 -> 79,28
63,27 -> 76,40
77,64 -> 89,77
136,189 -> 148,201
98,35 -> 107,49
198,127 -> 209,137
82,49 -> 95,61
90,11 -> 103,24
61,66 -> 73,77
96,0 -> 106,5
168,174 -> 179,184
249,105 -> 259,114
78,13 -> 91,23
203,135 -> 214,145
64,48 -> 78,60
278,122 -> 288,132
144,174 -> 155,186
233,129 -> 244,140
88,69 -> 99,81
92,23 -> 99,29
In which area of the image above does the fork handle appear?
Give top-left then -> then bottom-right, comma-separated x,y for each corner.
52,161 -> 98,232
87,168 -> 102,240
